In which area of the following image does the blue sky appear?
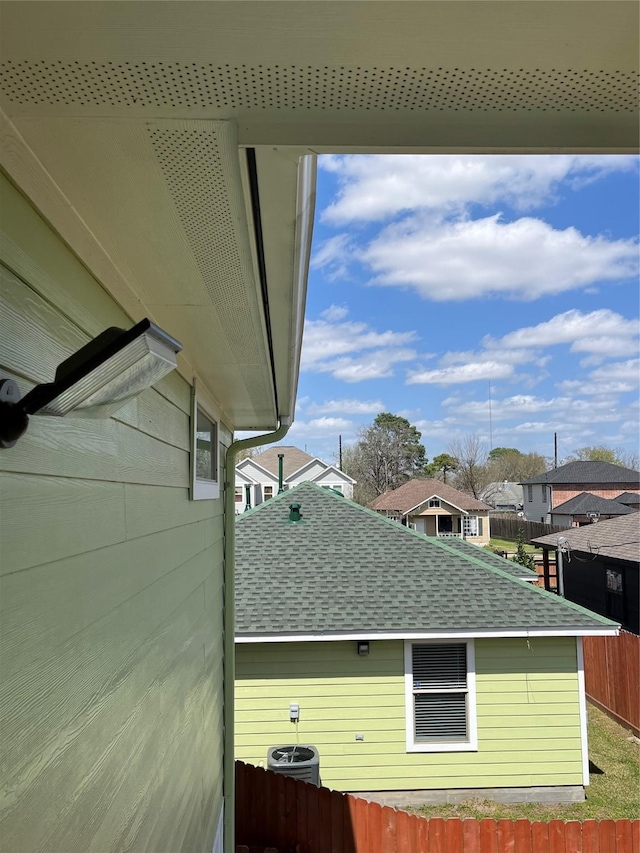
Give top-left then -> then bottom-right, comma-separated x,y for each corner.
287,155 -> 639,466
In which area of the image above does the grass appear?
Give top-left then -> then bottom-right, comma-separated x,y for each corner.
415,704 -> 639,821
489,536 -> 538,555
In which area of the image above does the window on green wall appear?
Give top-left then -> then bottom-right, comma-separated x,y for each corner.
192,396 -> 220,500
404,639 -> 477,752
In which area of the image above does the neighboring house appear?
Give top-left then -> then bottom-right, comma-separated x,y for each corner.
235,445 -> 355,511
480,481 -> 524,512
235,483 -> 616,801
617,492 -> 640,510
372,479 -> 492,545
532,514 -> 640,635
550,492 -> 636,528
0,5 -> 635,853
520,461 -> 640,523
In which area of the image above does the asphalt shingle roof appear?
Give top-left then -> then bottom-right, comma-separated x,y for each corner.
521,460 -> 640,486
532,513 -> 640,564
552,492 -> 635,516
372,479 -> 491,513
235,482 -> 614,638
250,445 -> 317,479
617,493 -> 640,505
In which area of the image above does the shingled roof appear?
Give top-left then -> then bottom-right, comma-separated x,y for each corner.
372,479 -> 491,514
250,445 -> 316,478
521,460 -> 640,486
532,513 -> 640,564
235,482 -> 615,639
616,493 -> 640,506
552,492 -> 635,516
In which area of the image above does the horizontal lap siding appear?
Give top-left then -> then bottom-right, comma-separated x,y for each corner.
0,174 -> 225,853
235,637 -> 582,791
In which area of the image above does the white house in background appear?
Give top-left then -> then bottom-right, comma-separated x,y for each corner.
235,445 -> 355,511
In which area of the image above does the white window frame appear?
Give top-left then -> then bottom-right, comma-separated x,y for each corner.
191,392 -> 220,501
263,485 -> 274,501
428,498 -> 441,508
404,639 -> 477,753
463,515 -> 480,537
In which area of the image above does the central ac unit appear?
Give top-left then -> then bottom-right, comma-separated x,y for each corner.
267,745 -> 320,785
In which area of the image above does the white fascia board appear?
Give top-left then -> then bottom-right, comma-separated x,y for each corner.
311,465 -> 357,484
406,496 -> 470,516
235,459 -> 278,482
286,457 -> 328,481
576,637 -> 590,788
236,627 -> 619,643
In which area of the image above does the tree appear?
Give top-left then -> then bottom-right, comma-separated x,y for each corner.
342,412 -> 428,504
448,434 -> 490,498
486,447 -> 547,482
427,453 -> 459,483
512,529 -> 536,572
565,445 -> 639,470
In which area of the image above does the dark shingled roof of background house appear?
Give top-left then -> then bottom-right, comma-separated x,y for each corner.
235,482 -> 615,638
521,460 -> 640,486
532,513 -> 640,564
616,493 -> 640,505
552,492 -> 635,516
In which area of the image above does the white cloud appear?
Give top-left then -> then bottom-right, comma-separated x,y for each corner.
363,215 -> 638,301
558,358 -> 640,396
320,154 -> 638,224
319,349 -> 417,383
407,361 -> 514,386
306,398 -> 385,416
320,304 -> 349,322
488,309 -> 639,352
288,416 -> 354,439
302,314 -> 418,382
310,234 -> 352,280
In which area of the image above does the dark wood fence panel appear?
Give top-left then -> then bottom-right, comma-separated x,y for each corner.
236,762 -> 640,853
583,630 -> 640,735
489,514 -> 564,542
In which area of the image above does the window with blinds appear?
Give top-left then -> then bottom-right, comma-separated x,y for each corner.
405,640 -> 477,751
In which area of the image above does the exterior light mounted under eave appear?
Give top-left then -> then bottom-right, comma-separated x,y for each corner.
0,318 -> 182,448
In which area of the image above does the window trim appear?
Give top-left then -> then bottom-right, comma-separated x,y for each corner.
404,639 -> 477,753
191,391 -> 220,501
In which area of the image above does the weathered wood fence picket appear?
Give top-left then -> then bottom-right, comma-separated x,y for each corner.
236,761 -> 639,853
583,629 -> 640,736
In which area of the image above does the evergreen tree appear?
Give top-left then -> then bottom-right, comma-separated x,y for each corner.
512,529 -> 536,572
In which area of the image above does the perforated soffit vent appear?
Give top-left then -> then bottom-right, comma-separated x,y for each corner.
0,62 -> 637,112
148,126 -> 263,366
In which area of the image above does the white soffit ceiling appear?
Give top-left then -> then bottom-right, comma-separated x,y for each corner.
0,1 -> 637,426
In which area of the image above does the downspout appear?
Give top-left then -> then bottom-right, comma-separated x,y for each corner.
223,417 -> 291,853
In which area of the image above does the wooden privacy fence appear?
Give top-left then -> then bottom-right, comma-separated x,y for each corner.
489,514 -> 564,542
583,630 -> 640,736
236,762 -> 639,853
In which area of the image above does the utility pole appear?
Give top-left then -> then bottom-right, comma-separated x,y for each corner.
554,432 -> 558,469
339,434 -> 343,470
488,381 -> 493,451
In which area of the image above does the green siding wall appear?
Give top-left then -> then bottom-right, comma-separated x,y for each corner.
235,637 -> 583,791
0,173 -> 225,852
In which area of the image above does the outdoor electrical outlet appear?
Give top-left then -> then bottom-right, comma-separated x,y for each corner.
355,733 -> 364,741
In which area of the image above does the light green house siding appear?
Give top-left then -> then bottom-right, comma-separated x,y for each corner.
0,174 -> 225,852
235,637 -> 583,791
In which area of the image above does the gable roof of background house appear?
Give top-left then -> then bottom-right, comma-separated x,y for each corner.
479,482 -> 523,507
616,493 -> 640,505
532,513 -> 640,564
551,492 -> 636,517
372,479 -> 491,514
521,461 -> 640,486
235,483 -> 615,639
250,446 -> 317,479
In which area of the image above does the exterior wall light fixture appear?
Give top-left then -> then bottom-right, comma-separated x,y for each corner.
357,641 -> 370,656
0,318 -> 182,448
